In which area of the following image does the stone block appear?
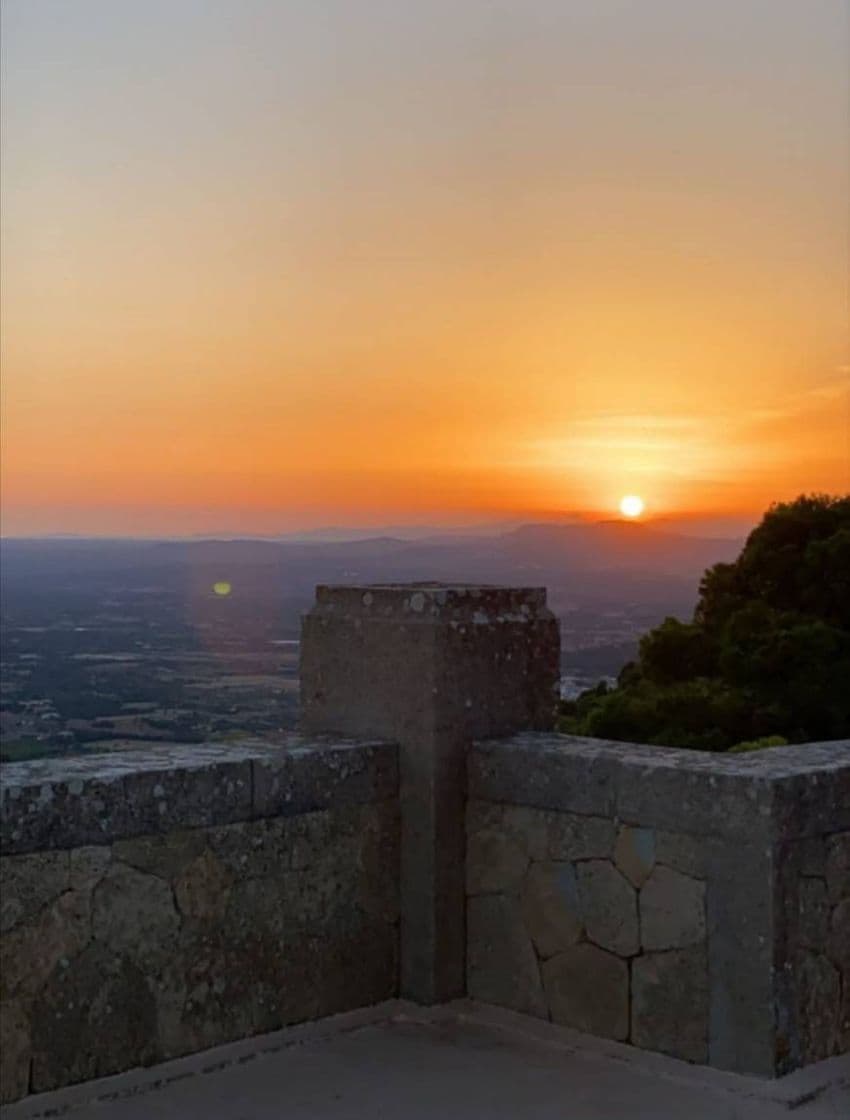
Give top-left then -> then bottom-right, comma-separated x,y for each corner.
467,894 -> 546,1018
828,899 -> 850,974
794,950 -> 841,1064
467,804 -> 548,863
614,826 -> 655,888
615,756 -> 774,840
302,584 -> 559,1006
0,999 -> 30,1105
470,736 -> 618,819
0,851 -> 69,934
798,878 -> 830,950
0,888 -> 91,1004
546,812 -> 616,862
576,860 -> 639,958
173,849 -> 234,923
0,746 -> 255,854
113,829 -> 207,880
252,740 -> 398,819
92,863 -> 179,966
466,829 -> 529,896
772,762 -> 850,838
706,845 -> 775,1075
654,830 -> 709,879
825,832 -> 850,904
640,865 -> 706,952
798,836 -> 826,878
69,846 -> 111,891
542,943 -> 629,1040
521,862 -> 582,958
632,946 -> 709,1063
30,942 -> 157,1092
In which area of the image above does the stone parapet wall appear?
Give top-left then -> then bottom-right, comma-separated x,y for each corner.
467,733 -> 850,1077
2,585 -> 847,1105
0,738 -> 399,1103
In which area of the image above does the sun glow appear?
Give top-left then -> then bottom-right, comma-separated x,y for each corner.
619,495 -> 645,519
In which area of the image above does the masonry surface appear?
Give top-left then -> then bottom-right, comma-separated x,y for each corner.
1,584 -> 848,1106
467,735 -> 850,1074
0,738 -> 399,1102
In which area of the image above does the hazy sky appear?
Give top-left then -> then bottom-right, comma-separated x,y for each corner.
2,0 -> 848,535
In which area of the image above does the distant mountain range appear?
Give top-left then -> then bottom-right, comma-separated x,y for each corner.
1,520 -> 742,606
0,522 -> 747,683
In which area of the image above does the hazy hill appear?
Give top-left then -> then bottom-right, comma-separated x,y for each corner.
0,521 -> 742,616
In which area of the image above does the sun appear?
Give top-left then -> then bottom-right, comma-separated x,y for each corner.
619,494 -> 644,519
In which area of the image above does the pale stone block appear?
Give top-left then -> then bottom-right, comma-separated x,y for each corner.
614,826 -> 655,888
795,950 -> 841,1064
173,849 -> 234,923
632,946 -> 708,1063
521,862 -> 582,958
577,859 -> 639,958
542,943 -> 629,1040
466,829 -> 529,896
467,894 -> 546,1018
640,865 -> 705,951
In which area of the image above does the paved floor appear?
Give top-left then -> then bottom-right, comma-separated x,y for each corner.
5,1004 -> 850,1120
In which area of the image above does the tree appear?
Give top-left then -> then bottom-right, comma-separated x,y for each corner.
558,494 -> 850,750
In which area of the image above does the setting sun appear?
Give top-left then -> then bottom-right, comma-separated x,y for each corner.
619,495 -> 645,519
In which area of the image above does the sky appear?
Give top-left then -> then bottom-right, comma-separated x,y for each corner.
1,0 -> 848,536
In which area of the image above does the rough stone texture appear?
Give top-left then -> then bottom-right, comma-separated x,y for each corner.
466,830 -> 529,896
542,944 -> 629,1040
0,794 -> 399,1104
521,862 -> 582,958
0,736 -> 397,856
470,735 -> 850,841
30,942 -> 158,1092
467,894 -> 547,1018
640,866 -> 706,951
0,851 -> 69,934
829,899 -> 850,974
469,735 -> 849,1077
614,826 -> 656,888
0,999 -> 29,1104
706,842 -> 777,1076
775,830 -> 850,1070
825,833 -> 850,905
301,584 -> 559,1006
632,947 -> 709,1063
466,798 -> 708,1060
793,951 -> 841,1065
798,878 -> 830,950
467,743 -> 849,1078
466,801 -> 615,864
654,829 -> 710,879
576,860 -> 639,957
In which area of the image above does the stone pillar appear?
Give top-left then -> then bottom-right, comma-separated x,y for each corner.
300,584 -> 560,1004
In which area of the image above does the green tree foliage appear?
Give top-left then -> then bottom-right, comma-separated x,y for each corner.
558,494 -> 850,750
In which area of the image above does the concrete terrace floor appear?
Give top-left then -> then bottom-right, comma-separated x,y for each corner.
4,1003 -> 849,1120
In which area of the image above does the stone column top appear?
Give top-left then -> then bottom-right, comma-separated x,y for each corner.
312,583 -> 552,622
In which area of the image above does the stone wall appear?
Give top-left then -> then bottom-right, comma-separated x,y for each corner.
2,584 -> 848,1104
777,824 -> 849,1066
467,733 -> 850,1077
0,738 -> 399,1104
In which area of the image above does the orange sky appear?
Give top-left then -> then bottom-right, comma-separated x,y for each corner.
1,0 -> 848,536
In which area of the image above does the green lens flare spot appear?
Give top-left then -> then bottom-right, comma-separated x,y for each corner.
213,581 -> 232,597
